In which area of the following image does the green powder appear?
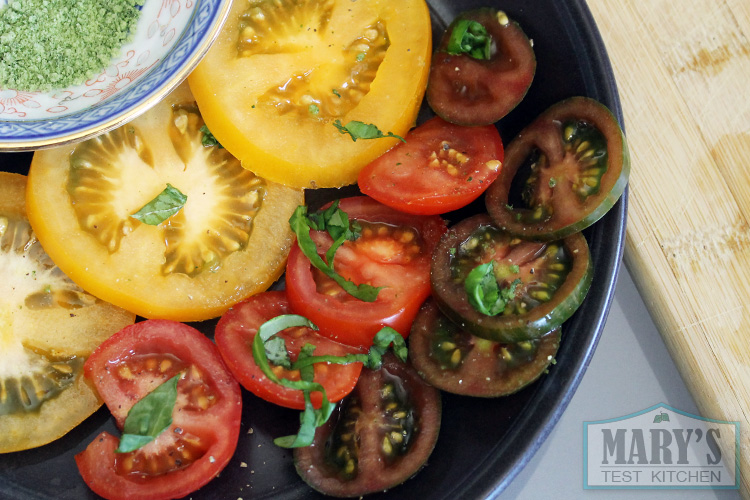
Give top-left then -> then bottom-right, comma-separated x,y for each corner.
0,0 -> 144,92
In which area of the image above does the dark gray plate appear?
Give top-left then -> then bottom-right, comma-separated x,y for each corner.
0,0 -> 626,498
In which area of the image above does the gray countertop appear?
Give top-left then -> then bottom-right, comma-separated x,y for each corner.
502,266 -> 742,500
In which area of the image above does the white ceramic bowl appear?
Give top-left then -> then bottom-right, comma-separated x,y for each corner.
0,0 -> 231,151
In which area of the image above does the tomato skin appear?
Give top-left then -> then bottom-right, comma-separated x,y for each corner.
294,354 -> 441,497
285,197 -> 446,348
215,291 -> 364,410
427,9 -> 535,126
410,299 -> 561,397
358,117 -> 504,215
485,96 -> 630,240
0,172 -> 135,454
431,214 -> 593,343
75,320 -> 242,500
26,83 -> 303,322
189,0 -> 432,188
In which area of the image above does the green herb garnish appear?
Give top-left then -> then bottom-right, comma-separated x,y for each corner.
446,19 -> 492,60
332,120 -> 405,143
549,177 -> 557,188
465,260 -> 521,316
130,184 -> 187,226
332,89 -> 341,98
116,373 -> 180,453
200,125 -> 223,148
289,202 -> 381,302
252,314 -> 407,448
308,104 -> 320,115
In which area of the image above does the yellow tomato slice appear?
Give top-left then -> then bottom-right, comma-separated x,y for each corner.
188,0 -> 432,189
26,83 -> 304,321
0,172 -> 135,453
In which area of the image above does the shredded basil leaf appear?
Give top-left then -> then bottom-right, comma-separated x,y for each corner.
200,125 -> 223,148
251,315 -> 334,448
116,373 -> 181,453
130,184 -> 187,226
446,19 -> 492,60
465,260 -> 522,316
251,314 -> 408,448
289,203 -> 381,302
332,120 -> 405,143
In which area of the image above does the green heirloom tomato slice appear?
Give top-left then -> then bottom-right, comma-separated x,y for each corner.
426,9 -> 535,126
189,0 -> 432,189
294,353 -> 440,497
485,97 -> 630,240
0,172 -> 135,453
26,83 -> 303,321
431,214 -> 592,343
409,299 -> 560,397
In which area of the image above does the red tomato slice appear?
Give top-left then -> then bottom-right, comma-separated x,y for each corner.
285,197 -> 446,348
214,290 -> 363,410
75,320 -> 242,500
358,117 -> 504,214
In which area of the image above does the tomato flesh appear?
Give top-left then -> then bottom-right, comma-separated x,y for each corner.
26,83 -> 303,321
189,0 -> 432,188
431,214 -> 592,342
427,9 -> 535,126
294,354 -> 440,497
75,320 -> 242,500
215,290 -> 363,410
486,97 -> 630,240
358,116 -> 504,215
0,172 -> 135,453
410,299 -> 560,397
285,197 -> 446,348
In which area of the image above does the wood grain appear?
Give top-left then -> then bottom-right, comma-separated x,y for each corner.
588,0 -> 750,494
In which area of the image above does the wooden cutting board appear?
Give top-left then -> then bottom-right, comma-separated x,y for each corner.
587,0 -> 750,495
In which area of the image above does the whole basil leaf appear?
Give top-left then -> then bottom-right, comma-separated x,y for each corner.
116,373 -> 181,453
130,184 -> 187,225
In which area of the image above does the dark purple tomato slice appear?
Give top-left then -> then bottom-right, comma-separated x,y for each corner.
294,353 -> 441,497
410,299 -> 561,397
431,214 -> 592,343
426,9 -> 535,126
486,97 -> 630,240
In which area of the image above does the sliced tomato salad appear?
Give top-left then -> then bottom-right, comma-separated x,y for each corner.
215,291 -> 363,410
358,116 -> 504,215
75,320 -> 242,500
285,197 -> 446,348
